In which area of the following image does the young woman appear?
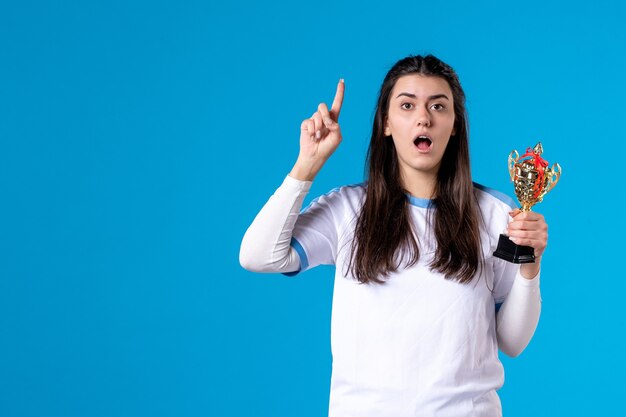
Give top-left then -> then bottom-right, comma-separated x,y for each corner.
240,55 -> 547,417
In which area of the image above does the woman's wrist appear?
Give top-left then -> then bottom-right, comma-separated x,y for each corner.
289,157 -> 323,182
520,256 -> 541,280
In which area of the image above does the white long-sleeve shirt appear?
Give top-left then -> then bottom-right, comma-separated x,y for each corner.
240,175 -> 541,417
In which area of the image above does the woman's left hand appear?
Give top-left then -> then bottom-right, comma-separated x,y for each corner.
507,209 -> 548,279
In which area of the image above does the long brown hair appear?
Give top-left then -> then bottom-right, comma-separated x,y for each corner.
348,54 -> 482,284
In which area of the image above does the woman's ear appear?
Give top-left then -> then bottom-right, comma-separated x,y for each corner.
384,120 -> 391,137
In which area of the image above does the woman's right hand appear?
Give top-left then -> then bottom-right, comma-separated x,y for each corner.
289,79 -> 345,181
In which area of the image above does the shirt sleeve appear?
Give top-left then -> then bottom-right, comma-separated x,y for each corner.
488,197 -> 521,310
483,194 -> 542,357
239,175 -> 312,274
496,270 -> 542,357
492,256 -> 520,310
286,185 -> 349,275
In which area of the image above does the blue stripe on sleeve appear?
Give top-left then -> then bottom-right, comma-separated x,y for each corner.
282,237 -> 308,277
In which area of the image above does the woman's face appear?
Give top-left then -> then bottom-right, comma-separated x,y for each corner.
385,74 -> 456,181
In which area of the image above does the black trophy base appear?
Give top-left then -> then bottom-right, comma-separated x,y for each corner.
493,234 -> 535,264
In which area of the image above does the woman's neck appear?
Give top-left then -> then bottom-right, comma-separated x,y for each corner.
400,169 -> 438,199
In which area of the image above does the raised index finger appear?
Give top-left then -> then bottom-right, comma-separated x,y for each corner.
330,79 -> 345,119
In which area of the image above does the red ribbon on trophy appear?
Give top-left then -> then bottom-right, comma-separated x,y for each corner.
520,147 -> 548,199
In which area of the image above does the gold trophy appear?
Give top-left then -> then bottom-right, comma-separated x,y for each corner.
493,142 -> 561,263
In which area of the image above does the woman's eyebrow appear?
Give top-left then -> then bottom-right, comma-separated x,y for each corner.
395,92 -> 450,101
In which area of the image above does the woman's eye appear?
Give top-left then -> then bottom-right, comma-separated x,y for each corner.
431,103 -> 445,111
401,103 -> 414,110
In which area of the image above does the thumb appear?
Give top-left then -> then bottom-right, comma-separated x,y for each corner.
324,117 -> 340,132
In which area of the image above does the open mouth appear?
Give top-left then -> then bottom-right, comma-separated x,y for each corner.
413,136 -> 433,151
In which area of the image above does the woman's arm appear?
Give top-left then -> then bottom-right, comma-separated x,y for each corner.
496,209 -> 548,357
239,80 -> 345,273
496,270 -> 541,357
239,176 -> 311,273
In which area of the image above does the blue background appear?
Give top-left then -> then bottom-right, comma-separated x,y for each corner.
1,0 -> 624,416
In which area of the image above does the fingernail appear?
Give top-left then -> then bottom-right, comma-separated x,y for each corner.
324,118 -> 333,126
510,237 -> 520,244
315,130 -> 321,139
339,78 -> 344,83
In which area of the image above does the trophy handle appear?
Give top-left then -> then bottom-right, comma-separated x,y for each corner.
508,150 -> 519,181
544,163 -> 561,194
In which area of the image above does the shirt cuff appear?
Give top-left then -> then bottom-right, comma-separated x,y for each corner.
514,268 -> 541,288
284,174 -> 313,192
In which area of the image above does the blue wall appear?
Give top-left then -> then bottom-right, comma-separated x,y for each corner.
1,0 -> 624,415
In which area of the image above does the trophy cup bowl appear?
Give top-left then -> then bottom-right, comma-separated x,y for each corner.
493,142 -> 561,263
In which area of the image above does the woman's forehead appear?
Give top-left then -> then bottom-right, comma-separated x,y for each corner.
392,74 -> 452,97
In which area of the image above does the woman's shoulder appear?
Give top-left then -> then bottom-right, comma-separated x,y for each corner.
472,182 -> 517,236
472,182 -> 518,214
302,182 -> 367,214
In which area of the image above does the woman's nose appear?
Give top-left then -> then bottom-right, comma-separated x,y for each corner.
416,109 -> 431,127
